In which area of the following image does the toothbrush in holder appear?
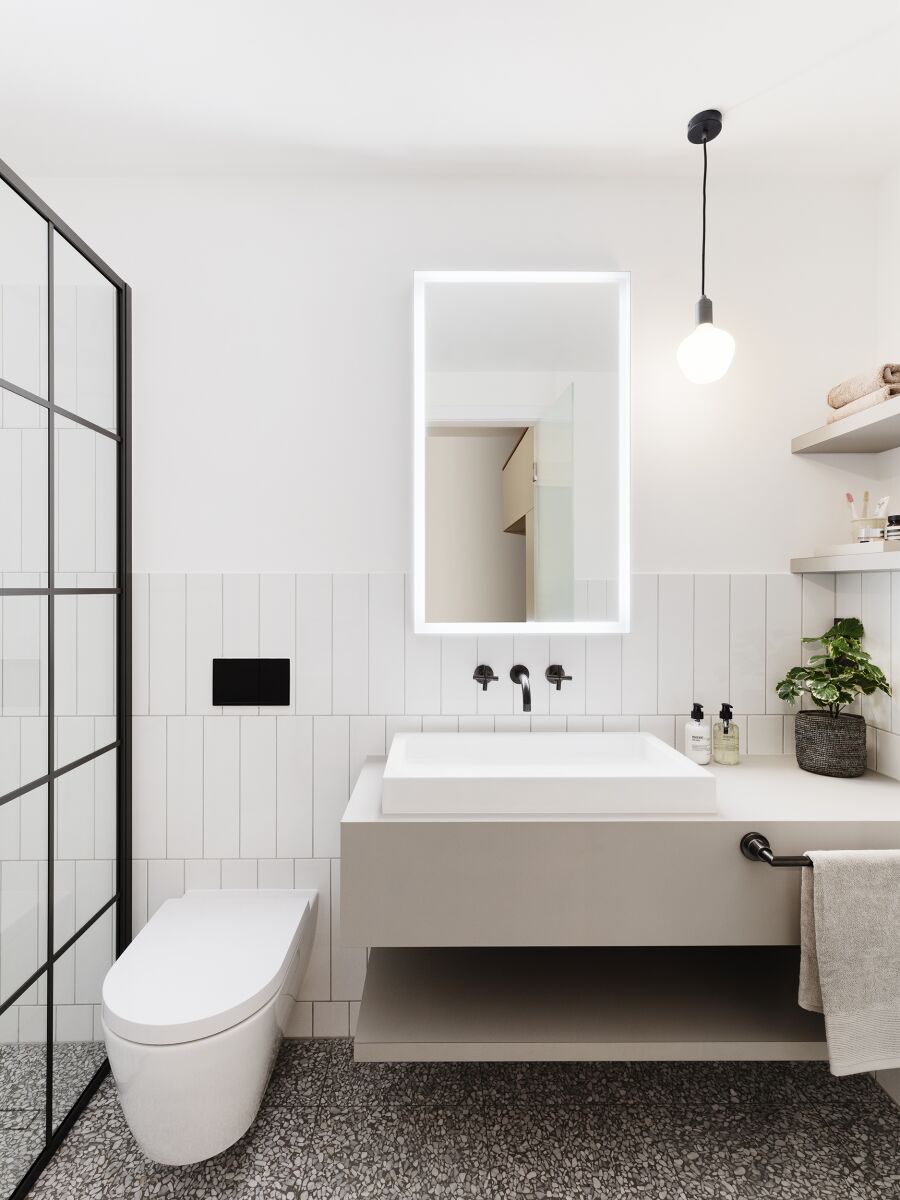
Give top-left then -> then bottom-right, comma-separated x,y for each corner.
846,492 -> 858,520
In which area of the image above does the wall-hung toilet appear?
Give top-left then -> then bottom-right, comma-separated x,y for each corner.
101,889 -> 317,1165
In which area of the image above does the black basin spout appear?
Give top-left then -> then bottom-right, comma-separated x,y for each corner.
510,664 -> 531,713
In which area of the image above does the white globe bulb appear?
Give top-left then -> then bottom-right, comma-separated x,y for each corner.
677,321 -> 735,384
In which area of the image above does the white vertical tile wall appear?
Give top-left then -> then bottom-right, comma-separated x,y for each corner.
621,574 -> 657,714
185,574 -> 222,716
729,575 -> 766,715
125,570 -> 900,1034
368,574 -> 405,715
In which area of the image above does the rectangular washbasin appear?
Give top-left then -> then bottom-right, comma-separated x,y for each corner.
381,732 -> 716,815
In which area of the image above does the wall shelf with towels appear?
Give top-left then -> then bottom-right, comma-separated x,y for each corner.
791,394 -> 900,454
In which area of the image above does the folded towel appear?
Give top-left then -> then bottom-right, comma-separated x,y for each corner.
828,365 -> 900,409
799,849 -> 900,1075
826,385 -> 898,423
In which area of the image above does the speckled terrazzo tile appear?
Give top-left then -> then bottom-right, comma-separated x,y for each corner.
265,1037 -> 334,1107
406,1105 -> 493,1198
29,1102 -> 189,1200
0,1105 -> 41,1131
479,1059 -> 643,1109
302,1105 -> 422,1199
85,1073 -> 120,1108
484,1105 -> 646,1200
51,1041 -> 108,1128
817,1101 -> 900,1197
328,1039 -> 483,1107
0,1124 -> 45,1199
0,1042 -> 46,1110
178,1102 -> 316,1200
662,1109 -> 871,1200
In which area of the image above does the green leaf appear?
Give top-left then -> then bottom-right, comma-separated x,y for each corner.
831,617 -> 865,640
774,616 -> 890,710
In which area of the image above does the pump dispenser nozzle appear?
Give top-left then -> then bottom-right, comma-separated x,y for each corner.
719,702 -> 733,730
690,702 -> 704,721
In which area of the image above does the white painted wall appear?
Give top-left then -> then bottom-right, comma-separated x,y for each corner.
31,174 -> 878,575
876,165 -> 900,363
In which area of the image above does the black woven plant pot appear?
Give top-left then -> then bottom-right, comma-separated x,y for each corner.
794,710 -> 867,778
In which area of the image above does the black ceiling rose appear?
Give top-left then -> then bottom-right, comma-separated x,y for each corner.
687,109 -> 723,145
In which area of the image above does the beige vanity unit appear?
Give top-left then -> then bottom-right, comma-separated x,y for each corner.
341,754 -> 900,1063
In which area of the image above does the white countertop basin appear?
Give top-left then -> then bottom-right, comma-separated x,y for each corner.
381,732 -> 716,815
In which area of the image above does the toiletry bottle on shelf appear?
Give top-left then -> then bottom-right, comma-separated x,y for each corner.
713,702 -> 740,765
684,703 -> 711,765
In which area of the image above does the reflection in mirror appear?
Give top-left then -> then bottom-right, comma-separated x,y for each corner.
0,180 -> 48,402
415,272 -> 629,633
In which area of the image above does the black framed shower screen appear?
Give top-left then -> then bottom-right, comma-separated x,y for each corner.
0,156 -> 131,1200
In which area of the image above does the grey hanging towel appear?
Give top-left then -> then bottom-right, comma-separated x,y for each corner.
800,849 -> 900,1075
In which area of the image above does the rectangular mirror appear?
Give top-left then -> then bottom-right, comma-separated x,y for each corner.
414,271 -> 630,634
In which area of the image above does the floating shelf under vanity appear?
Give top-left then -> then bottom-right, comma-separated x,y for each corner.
354,947 -> 825,1063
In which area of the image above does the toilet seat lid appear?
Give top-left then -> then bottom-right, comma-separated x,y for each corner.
102,889 -> 317,1046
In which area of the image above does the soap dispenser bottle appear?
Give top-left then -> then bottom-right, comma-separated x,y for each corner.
713,703 -> 740,765
684,702 -> 711,765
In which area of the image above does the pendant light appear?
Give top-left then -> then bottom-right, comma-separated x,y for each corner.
677,109 -> 735,384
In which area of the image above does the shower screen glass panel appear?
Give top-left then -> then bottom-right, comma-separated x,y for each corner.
414,271 -> 630,634
0,170 -> 128,1200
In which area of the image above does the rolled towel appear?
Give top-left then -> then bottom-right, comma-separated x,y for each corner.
828,364 -> 900,409
827,385 -> 897,423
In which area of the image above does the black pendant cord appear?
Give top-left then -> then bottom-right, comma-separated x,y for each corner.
701,138 -> 707,298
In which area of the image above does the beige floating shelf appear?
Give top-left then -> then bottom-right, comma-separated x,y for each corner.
354,946 -> 826,1063
791,395 -> 900,454
791,544 -> 900,574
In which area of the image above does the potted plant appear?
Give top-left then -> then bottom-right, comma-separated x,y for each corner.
775,617 -> 891,778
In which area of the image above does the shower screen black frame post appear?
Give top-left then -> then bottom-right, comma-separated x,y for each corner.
0,154 -> 131,1200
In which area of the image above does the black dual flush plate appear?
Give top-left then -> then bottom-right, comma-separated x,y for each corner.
212,659 -> 291,706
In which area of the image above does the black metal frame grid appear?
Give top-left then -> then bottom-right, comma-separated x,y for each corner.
0,154 -> 131,1200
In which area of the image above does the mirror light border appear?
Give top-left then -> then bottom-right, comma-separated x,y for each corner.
413,270 -> 631,636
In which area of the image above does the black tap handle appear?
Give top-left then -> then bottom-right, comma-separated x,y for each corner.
545,665 -> 572,691
473,664 -> 499,691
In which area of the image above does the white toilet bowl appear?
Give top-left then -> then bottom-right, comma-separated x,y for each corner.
101,888 -> 317,1165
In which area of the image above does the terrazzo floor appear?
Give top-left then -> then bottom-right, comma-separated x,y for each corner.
0,1041 -> 106,1198
11,1039 -> 900,1198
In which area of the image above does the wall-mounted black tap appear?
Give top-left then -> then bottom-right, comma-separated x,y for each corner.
510,664 -> 531,712
473,664 -> 498,691
545,664 -> 572,691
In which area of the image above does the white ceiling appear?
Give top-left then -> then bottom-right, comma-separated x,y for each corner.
2,0 -> 900,179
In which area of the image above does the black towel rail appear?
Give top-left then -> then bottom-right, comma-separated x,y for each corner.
740,832 -> 812,868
